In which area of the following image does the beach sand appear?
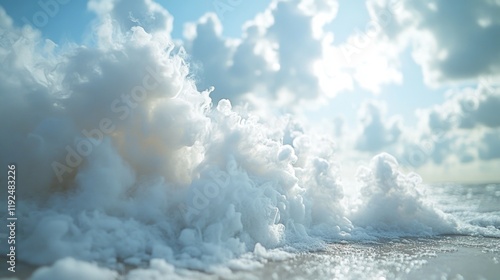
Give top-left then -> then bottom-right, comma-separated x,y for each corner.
2,235 -> 498,279
228,236 -> 500,280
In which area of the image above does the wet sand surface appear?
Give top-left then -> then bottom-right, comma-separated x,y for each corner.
229,236 -> 500,280
1,236 -> 498,279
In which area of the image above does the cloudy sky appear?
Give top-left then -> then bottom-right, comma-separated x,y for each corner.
1,0 -> 500,183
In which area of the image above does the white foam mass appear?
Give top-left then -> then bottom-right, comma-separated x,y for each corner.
350,153 -> 458,237
29,258 -> 119,280
0,5 -> 497,279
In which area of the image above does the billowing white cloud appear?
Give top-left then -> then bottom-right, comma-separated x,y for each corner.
399,84 -> 500,167
355,100 -> 402,152
457,83 -> 500,129
88,0 -> 173,37
479,128 -> 500,160
331,81 -> 500,175
367,0 -> 500,85
183,0 -> 339,104
417,81 -> 500,133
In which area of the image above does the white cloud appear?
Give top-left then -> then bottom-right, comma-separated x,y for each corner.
416,83 -> 500,133
457,84 -> 500,129
479,128 -> 500,160
400,84 -> 500,167
183,0 -> 341,104
88,0 -> 173,36
355,100 -> 402,152
367,0 -> 500,85
330,81 -> 500,180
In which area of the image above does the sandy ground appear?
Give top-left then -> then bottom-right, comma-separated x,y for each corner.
1,236 -> 499,279
229,236 -> 500,280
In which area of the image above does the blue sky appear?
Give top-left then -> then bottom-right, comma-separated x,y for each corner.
1,0 -> 270,41
0,0 -> 442,123
1,0 -> 500,182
